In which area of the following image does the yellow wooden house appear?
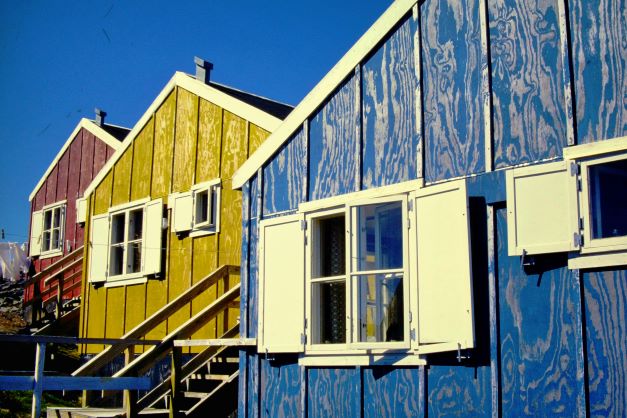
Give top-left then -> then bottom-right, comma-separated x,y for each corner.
78,59 -> 291,354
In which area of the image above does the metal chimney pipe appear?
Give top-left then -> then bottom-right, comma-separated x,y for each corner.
95,108 -> 107,127
194,57 -> 213,84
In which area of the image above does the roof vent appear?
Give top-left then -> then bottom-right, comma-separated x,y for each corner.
194,57 -> 213,84
95,108 -> 107,127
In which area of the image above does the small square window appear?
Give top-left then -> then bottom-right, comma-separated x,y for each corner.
588,158 -> 627,239
40,203 -> 65,255
109,207 -> 145,278
193,184 -> 219,230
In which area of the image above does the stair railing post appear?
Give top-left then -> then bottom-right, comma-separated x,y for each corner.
169,344 -> 183,418
55,274 -> 64,320
31,342 -> 46,418
124,345 -> 139,418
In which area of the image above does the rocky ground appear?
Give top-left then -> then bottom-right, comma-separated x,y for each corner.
0,278 -> 28,334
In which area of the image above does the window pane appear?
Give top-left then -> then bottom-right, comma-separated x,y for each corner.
111,213 -> 125,244
357,274 -> 403,343
109,245 -> 124,276
52,229 -> 60,250
128,209 -> 143,240
195,190 -> 209,225
357,202 -> 402,271
589,158 -> 627,239
43,231 -> 51,252
52,208 -> 61,228
313,215 -> 345,278
210,187 -> 218,226
44,211 -> 52,230
127,242 -> 142,273
312,281 -> 346,344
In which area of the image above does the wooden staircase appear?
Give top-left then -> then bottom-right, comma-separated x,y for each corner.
49,264 -> 251,418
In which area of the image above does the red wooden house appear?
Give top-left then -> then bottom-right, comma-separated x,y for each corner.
25,111 -> 129,328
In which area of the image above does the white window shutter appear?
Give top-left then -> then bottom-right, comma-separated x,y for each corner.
89,213 -> 109,283
76,198 -> 87,224
172,192 -> 193,233
143,198 -> 164,276
258,213 -> 305,353
506,160 -> 579,256
29,210 -> 43,257
415,179 -> 474,354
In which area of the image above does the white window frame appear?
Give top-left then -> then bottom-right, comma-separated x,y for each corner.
39,201 -> 67,258
191,179 -> 221,236
107,200 -> 148,283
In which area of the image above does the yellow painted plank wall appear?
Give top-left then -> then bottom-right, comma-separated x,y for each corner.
81,84 -> 272,353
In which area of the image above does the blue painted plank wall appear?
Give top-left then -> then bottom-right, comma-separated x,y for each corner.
569,0 -> 627,144
309,74 -> 360,200
308,368 -> 361,417
362,15 -> 418,189
362,368 -> 423,418
263,128 -> 307,215
260,360 -> 302,417
421,0 -> 485,182
489,0 -> 567,167
582,270 -> 627,417
496,208 -> 586,416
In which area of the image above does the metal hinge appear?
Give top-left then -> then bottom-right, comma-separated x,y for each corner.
579,217 -> 584,230
410,329 -> 416,341
569,161 -> 579,176
300,220 -> 307,230
304,318 -> 308,329
408,200 -> 413,212
407,218 -> 411,229
300,333 -> 307,344
409,311 -> 413,323
574,233 -> 583,248
577,179 -> 582,192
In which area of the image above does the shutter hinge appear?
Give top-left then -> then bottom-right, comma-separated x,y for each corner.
570,161 -> 579,176
577,179 -> 582,192
574,232 -> 583,248
304,318 -> 308,329
408,200 -> 413,212
409,311 -> 413,323
300,220 -> 307,230
410,328 -> 416,341
407,217 -> 411,229
579,217 -> 584,230
300,333 -> 307,345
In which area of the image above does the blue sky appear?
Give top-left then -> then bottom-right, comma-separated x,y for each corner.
0,1 -> 391,245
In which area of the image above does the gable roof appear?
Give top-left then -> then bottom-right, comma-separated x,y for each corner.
83,71 -> 290,198
28,119 -> 129,201
232,0 -> 416,189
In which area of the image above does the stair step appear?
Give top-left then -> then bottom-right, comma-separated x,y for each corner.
209,357 -> 239,363
188,373 -> 232,381
183,391 -> 210,399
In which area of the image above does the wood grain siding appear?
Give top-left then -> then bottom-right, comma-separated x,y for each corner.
260,360 -> 302,417
309,74 -> 359,200
93,137 -> 109,176
130,119 -> 155,202
190,234 -> 219,340
262,128 -> 307,215
173,88 -> 198,192
569,0 -> 627,143
427,366 -> 491,416
363,368 -> 422,417
151,90 -> 177,200
67,134 -> 83,249
93,171 -> 113,216
489,0 -> 567,168
249,124 -> 270,156
421,0 -> 484,182
196,99 -> 222,184
308,368 -> 361,417
79,130 -> 94,192
496,208 -> 585,416
362,15 -> 418,189
247,175 -> 260,338
111,146 -> 133,207
583,270 -> 627,417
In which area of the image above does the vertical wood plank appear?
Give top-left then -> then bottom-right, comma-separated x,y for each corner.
260,360 -> 302,417
105,286 -> 126,338
489,0 -> 567,168
362,15 -> 418,189
309,73 -> 359,200
195,100 -> 222,184
151,90 -> 177,200
172,88 -> 199,192
130,119 -> 155,201
166,231 -> 192,338
79,129 -> 94,192
362,368 -> 421,417
555,0 -> 576,146
45,165 -> 59,205
248,124 -> 270,156
221,110 -> 248,180
67,131 -> 83,251
569,0 -> 627,143
85,285 -> 107,353
582,270 -> 627,417
307,368 -> 360,417
262,128 -> 307,215
93,137 -> 109,176
93,171 -> 113,216
111,145 -> 133,207
479,0 -> 493,172
421,0 -> 485,182
190,234 -> 218,341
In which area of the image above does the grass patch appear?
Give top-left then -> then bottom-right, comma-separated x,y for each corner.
0,390 -> 80,417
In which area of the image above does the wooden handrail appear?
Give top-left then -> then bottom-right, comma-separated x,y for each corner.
73,264 -> 239,377
113,283 -> 240,377
137,325 -> 239,410
28,246 -> 84,283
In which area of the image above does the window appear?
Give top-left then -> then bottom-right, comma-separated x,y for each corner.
507,135 -> 627,268
257,179 -> 475,363
170,179 -> 221,236
88,198 -> 163,286
29,201 -> 66,258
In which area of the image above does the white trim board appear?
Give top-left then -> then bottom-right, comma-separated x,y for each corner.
28,119 -> 126,201
232,0 -> 419,189
83,72 -> 285,199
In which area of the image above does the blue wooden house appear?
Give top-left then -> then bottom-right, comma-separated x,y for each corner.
232,0 -> 626,416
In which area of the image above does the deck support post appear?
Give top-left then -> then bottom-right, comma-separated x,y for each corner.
124,346 -> 138,418
31,342 -> 46,418
169,346 -> 183,418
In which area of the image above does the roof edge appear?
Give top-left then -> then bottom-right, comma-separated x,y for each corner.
232,0 -> 416,189
28,118 -> 126,201
83,72 -> 285,199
